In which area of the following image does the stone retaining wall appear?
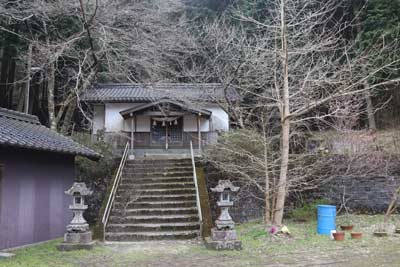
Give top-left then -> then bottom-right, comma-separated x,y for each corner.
204,160 -> 400,221
314,176 -> 400,213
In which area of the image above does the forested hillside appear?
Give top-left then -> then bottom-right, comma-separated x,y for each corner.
0,0 -> 398,131
1,0 -> 400,225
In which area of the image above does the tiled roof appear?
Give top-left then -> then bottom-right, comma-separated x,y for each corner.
0,108 -> 101,160
82,83 -> 240,103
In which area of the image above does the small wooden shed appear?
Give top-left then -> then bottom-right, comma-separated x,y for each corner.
0,108 -> 100,250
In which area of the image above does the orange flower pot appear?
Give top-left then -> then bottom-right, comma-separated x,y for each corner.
333,232 -> 345,241
351,232 -> 362,239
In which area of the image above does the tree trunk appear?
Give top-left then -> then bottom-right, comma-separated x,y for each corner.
24,44 -> 33,114
355,11 -> 377,131
0,42 -> 16,109
364,85 -> 376,130
273,0 -> 290,226
60,100 -> 76,135
60,68 -> 97,134
274,119 -> 290,225
263,126 -> 271,224
47,61 -> 57,131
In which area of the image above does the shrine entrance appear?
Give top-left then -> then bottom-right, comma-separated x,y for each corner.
151,117 -> 183,149
119,99 -> 212,151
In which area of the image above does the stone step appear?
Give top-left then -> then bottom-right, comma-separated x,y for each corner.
124,166 -> 193,172
114,200 -> 197,209
121,176 -> 194,184
105,230 -> 198,241
127,158 -> 192,163
108,214 -> 199,224
122,171 -> 194,178
107,158 -> 199,242
110,207 -> 198,216
117,188 -> 196,195
115,194 -> 196,202
106,222 -> 200,233
119,182 -> 195,190
126,161 -> 192,167
124,166 -> 192,171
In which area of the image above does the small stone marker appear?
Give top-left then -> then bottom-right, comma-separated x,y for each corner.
0,252 -> 15,259
57,182 -> 95,251
205,180 -> 242,250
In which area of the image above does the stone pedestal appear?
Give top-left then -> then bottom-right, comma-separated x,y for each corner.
204,228 -> 242,251
65,231 -> 93,243
57,232 -> 94,251
205,239 -> 242,250
211,228 -> 238,240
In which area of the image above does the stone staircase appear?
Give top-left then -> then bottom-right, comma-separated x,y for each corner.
105,158 -> 200,241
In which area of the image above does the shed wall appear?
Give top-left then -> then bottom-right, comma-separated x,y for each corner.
0,148 -> 74,250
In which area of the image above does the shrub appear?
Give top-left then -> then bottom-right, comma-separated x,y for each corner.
289,199 -> 331,222
74,139 -> 117,225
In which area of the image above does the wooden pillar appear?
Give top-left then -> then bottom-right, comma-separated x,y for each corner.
165,121 -> 169,150
197,114 -> 201,151
130,114 -> 134,152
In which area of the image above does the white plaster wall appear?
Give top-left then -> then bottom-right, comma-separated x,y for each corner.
92,104 -> 105,134
183,115 -> 210,132
204,104 -> 229,131
104,103 -> 142,132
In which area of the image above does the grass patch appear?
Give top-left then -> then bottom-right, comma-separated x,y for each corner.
0,240 -> 107,267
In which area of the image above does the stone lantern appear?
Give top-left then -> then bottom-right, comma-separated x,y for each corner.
57,182 -> 94,251
205,180 -> 242,250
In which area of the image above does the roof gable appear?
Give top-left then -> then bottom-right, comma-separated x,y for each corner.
82,83 -> 239,103
0,108 -> 101,160
119,99 -> 212,118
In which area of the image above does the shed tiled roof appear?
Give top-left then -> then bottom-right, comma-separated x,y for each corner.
82,83 -> 240,103
0,108 -> 101,160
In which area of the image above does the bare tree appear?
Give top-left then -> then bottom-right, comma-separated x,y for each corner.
199,0 -> 400,225
1,0 -> 197,131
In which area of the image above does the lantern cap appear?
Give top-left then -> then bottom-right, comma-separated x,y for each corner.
211,180 -> 239,193
65,182 -> 93,196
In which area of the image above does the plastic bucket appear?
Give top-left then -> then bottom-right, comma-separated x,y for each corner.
317,205 -> 336,235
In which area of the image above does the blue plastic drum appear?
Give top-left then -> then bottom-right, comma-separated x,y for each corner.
317,205 -> 336,235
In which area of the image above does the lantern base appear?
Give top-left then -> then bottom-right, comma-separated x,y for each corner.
204,237 -> 242,251
57,231 -> 94,251
204,228 -> 242,251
